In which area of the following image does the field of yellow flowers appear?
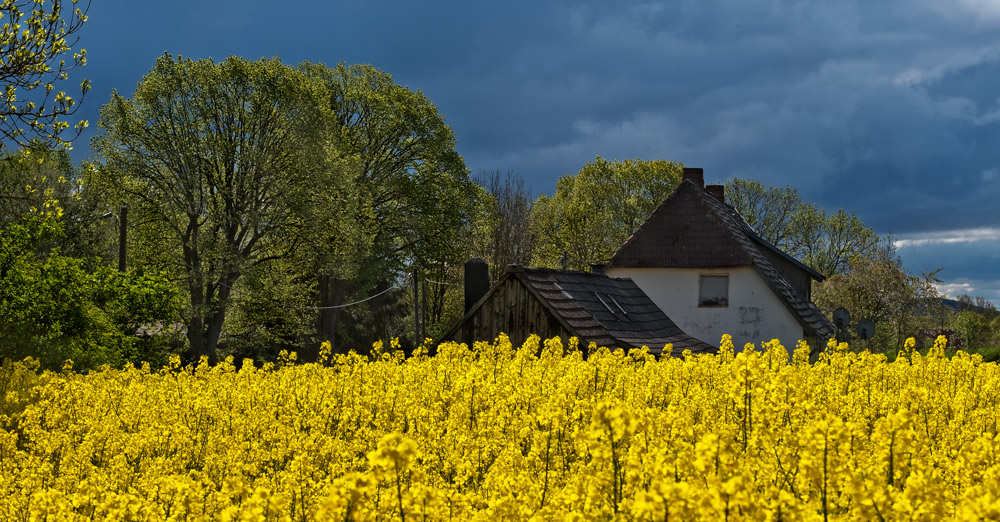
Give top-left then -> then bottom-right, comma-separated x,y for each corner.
2,334 -> 1000,521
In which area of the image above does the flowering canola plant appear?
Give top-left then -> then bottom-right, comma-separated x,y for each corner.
2,334 -> 1000,521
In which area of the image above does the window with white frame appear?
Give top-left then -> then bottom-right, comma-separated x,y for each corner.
699,274 -> 729,307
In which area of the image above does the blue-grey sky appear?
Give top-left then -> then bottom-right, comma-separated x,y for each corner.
69,0 -> 1000,303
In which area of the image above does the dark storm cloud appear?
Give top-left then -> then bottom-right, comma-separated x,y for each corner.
408,0 -> 1000,231
74,0 -> 1000,303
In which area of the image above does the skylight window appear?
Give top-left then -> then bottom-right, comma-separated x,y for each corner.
595,292 -> 615,313
608,295 -> 627,315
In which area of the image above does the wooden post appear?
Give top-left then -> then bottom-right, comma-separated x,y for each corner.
413,266 -> 420,344
118,205 -> 127,272
421,277 -> 428,341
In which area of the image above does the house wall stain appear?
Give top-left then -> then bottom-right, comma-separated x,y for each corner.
739,306 -> 763,325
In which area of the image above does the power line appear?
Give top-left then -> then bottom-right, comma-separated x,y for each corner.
275,285 -> 401,310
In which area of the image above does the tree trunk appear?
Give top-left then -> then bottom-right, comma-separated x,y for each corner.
314,275 -> 349,358
187,315 -> 205,363
203,281 -> 233,364
186,267 -> 208,362
186,271 -> 233,365
204,307 -> 225,364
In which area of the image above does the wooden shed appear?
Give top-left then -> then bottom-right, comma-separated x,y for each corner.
445,264 -> 715,356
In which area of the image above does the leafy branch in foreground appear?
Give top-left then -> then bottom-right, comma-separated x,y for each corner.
0,0 -> 91,149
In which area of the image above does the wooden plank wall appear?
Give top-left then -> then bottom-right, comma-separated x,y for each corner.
456,278 -> 571,348
762,249 -> 813,299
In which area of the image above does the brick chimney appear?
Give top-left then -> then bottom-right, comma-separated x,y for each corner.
464,258 -> 490,313
682,167 -> 704,188
706,184 -> 725,202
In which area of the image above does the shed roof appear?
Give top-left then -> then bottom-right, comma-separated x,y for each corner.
451,266 -> 717,356
608,180 -> 836,338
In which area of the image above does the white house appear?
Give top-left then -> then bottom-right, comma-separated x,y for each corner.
605,168 -> 835,351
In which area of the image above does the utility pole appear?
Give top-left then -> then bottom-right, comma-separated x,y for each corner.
413,266 -> 420,344
421,277 -> 427,341
118,205 -> 127,272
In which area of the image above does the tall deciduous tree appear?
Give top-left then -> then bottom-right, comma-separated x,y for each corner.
92,54 -> 314,362
951,310 -> 991,350
531,156 -> 682,271
812,246 -> 942,351
0,0 -> 90,148
725,177 -> 881,276
471,169 -> 534,280
300,62 -> 477,351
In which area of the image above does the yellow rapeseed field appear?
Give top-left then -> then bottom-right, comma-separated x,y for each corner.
2,334 -> 1000,521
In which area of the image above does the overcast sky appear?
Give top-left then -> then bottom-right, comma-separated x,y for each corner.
68,0 -> 1000,304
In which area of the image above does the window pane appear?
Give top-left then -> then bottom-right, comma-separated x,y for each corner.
700,275 -> 728,307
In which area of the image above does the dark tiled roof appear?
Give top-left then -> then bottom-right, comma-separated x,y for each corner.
608,180 -> 836,339
513,267 -> 717,355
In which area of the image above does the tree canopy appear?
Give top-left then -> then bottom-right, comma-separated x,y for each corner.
92,54 -> 315,362
531,156 -> 682,271
299,62 -> 477,352
725,177 -> 882,276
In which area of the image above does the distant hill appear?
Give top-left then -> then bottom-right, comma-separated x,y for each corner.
941,298 -> 996,316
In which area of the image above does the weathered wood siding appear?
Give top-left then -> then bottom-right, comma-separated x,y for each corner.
452,277 -> 571,348
761,248 -> 813,300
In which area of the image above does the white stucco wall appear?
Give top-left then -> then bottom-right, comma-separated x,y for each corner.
606,266 -> 805,351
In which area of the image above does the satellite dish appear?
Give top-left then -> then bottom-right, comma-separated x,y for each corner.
833,307 -> 851,329
856,319 -> 875,340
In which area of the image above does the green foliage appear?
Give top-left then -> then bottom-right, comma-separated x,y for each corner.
531,156 -> 682,270
0,217 -> 180,370
812,247 -> 942,352
299,61 -> 478,350
974,345 -> 1000,363
725,177 -> 882,276
0,0 -> 91,148
92,54 -> 316,362
950,310 -> 993,351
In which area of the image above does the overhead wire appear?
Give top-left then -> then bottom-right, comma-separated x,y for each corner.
276,285 -> 401,310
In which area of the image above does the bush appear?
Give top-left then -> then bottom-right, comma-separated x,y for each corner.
0,217 -> 181,370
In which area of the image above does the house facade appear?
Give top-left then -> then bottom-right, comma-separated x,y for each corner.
605,168 -> 835,350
